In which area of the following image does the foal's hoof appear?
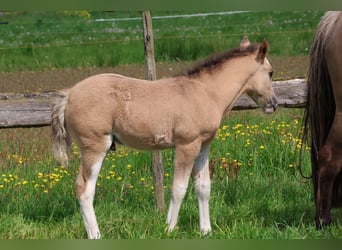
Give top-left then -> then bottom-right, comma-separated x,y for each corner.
201,229 -> 211,236
165,225 -> 178,234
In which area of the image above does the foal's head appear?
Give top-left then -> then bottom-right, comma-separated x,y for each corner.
242,36 -> 277,113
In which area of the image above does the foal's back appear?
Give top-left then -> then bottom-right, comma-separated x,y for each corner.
64,73 -> 219,150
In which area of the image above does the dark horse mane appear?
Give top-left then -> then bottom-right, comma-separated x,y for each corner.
178,43 -> 259,77
301,12 -> 342,206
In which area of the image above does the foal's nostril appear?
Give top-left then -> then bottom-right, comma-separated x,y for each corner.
263,96 -> 278,114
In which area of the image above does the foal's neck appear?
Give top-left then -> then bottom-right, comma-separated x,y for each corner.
193,57 -> 258,115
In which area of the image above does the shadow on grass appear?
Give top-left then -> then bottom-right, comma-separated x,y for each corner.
221,178 -> 318,228
0,189 -> 78,223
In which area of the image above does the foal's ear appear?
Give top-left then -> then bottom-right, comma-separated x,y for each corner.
256,39 -> 269,63
240,35 -> 251,48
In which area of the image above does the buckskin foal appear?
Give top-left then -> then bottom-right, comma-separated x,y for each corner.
51,36 -> 277,239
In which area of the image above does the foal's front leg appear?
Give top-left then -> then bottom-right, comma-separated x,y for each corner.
167,141 -> 201,232
192,146 -> 211,234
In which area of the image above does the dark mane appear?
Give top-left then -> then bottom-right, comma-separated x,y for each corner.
178,43 -> 259,77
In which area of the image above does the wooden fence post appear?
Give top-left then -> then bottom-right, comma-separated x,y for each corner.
142,10 -> 166,211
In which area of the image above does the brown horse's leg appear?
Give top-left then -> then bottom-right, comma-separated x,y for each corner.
167,140 -> 201,232
316,115 -> 342,229
75,134 -> 112,239
316,146 -> 334,228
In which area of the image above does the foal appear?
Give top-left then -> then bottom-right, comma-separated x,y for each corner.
51,36 -> 277,239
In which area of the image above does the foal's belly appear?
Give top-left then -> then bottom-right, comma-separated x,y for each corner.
112,132 -> 174,151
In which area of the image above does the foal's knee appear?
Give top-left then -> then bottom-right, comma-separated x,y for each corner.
75,171 -> 86,199
194,180 -> 211,201
171,183 -> 187,201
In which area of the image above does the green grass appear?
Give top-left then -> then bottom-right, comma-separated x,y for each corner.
0,11 -> 324,72
0,108 -> 341,239
0,10 -> 341,239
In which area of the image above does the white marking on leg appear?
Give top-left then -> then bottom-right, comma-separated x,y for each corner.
79,153 -> 105,239
194,178 -> 211,234
167,183 -> 187,231
193,147 -> 212,234
166,141 -> 201,233
79,135 -> 112,239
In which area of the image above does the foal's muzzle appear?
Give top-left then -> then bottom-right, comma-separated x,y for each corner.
263,96 -> 278,114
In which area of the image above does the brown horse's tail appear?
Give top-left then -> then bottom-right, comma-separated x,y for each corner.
301,14 -> 336,200
51,90 -> 72,167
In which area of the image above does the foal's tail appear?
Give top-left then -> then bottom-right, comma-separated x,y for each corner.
51,90 -> 72,167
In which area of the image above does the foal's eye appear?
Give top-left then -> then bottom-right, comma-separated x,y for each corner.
269,71 -> 273,79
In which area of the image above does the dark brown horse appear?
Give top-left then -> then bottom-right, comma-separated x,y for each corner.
302,11 -> 342,229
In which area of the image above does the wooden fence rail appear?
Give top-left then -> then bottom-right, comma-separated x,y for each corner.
0,79 -> 306,129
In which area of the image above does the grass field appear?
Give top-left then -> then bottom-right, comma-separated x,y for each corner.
1,108 -> 341,239
0,11 -> 324,72
0,11 -> 341,239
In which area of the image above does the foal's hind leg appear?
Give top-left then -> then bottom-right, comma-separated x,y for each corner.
192,145 -> 211,234
76,135 -> 112,239
316,115 -> 342,228
167,140 -> 201,232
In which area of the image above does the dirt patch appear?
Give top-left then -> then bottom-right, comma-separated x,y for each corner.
0,56 -> 308,93
270,56 -> 309,80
